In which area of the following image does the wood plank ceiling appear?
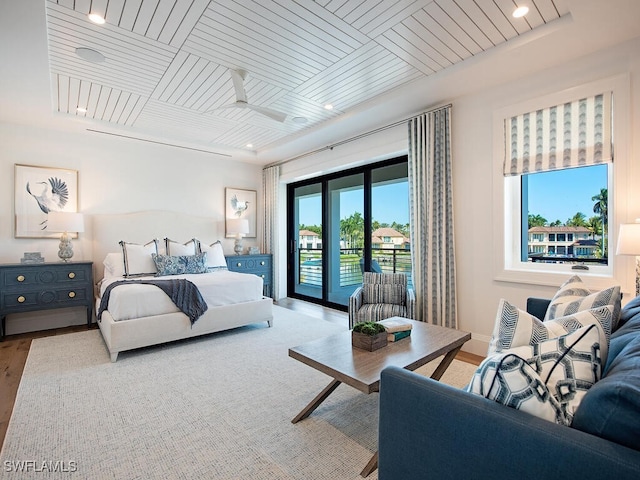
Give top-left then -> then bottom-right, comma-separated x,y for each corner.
46,0 -> 568,155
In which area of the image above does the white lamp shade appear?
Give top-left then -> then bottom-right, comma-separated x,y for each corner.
47,211 -> 85,233
616,223 -> 640,256
227,218 -> 250,236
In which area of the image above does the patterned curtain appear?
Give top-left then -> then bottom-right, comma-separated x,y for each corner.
262,165 -> 280,300
504,92 -> 612,176
408,105 -> 457,328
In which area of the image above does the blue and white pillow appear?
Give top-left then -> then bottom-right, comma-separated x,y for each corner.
467,324 -> 603,425
152,253 -> 208,276
488,299 -> 614,365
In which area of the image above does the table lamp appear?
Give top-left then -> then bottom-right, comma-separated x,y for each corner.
47,211 -> 85,262
616,221 -> 640,296
227,218 -> 250,255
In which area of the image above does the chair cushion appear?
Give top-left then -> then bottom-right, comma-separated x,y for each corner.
362,272 -> 407,305
356,304 -> 407,323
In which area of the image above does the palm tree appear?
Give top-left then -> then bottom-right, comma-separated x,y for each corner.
566,212 -> 587,227
592,188 -> 608,257
528,213 -> 547,229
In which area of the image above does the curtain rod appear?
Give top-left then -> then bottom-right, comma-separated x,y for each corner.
265,102 -> 452,168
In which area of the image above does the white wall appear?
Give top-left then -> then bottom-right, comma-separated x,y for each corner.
277,37 -> 640,356
0,122 -> 263,334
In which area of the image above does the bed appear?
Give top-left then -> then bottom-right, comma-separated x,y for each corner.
92,211 -> 273,362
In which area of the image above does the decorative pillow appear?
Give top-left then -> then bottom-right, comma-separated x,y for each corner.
468,324 -> 604,425
544,275 -> 621,329
119,240 -> 159,277
164,238 -> 198,256
198,240 -> 228,271
103,252 -> 125,278
488,299 -> 614,365
152,253 -> 208,276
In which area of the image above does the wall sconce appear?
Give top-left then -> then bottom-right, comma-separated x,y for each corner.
226,218 -> 250,255
616,221 -> 640,296
47,212 -> 85,262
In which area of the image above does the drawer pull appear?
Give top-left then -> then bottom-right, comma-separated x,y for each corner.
68,272 -> 76,279
236,262 -> 242,267
17,296 -> 25,303
68,291 -> 76,298
17,275 -> 25,282
261,274 -> 265,278
260,261 -> 265,266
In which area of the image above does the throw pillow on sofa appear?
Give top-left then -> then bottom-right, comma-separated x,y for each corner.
544,275 -> 621,330
488,299 -> 614,364
468,324 -> 604,425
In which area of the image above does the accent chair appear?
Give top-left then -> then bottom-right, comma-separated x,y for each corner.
349,272 -> 415,328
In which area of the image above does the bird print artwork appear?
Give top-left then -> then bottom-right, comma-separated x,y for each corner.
230,194 -> 249,217
26,177 -> 69,229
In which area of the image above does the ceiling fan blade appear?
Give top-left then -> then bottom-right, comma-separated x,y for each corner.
229,69 -> 247,103
246,104 -> 287,122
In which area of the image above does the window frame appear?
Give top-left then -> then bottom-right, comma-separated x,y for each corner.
492,74 -> 632,291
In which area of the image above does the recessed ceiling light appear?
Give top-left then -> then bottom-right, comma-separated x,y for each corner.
324,104 -> 334,110
246,143 -> 253,149
76,107 -> 87,113
292,116 -> 308,124
88,13 -> 106,24
75,47 -> 105,63
512,6 -> 529,18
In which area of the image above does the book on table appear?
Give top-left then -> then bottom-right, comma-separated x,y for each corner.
377,318 -> 413,333
387,330 -> 411,342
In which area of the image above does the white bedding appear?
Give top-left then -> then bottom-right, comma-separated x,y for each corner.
98,270 -> 264,321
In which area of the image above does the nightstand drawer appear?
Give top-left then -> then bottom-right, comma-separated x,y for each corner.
225,254 -> 273,296
2,286 -> 91,310
1,264 -> 91,290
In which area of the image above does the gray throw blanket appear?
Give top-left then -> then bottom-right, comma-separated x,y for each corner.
98,279 -> 208,326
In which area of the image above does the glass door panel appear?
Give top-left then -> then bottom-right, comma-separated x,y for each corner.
327,174 -> 364,305
371,163 -> 412,286
292,183 -> 322,299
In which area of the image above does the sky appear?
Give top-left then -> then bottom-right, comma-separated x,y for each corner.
298,182 -> 409,227
527,164 -> 607,223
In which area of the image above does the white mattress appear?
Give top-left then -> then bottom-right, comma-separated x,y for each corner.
98,270 -> 264,321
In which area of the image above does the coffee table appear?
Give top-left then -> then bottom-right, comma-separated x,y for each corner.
288,317 -> 471,477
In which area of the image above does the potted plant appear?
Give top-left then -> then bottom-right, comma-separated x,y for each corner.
352,321 -> 387,351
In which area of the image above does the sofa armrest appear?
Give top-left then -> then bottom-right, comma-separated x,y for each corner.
349,286 -> 363,329
378,366 -> 640,480
526,296 -> 551,319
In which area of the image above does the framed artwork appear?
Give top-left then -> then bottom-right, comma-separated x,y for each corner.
225,187 -> 257,238
14,164 -> 78,239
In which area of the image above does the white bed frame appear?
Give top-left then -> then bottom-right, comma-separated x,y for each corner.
91,211 -> 273,362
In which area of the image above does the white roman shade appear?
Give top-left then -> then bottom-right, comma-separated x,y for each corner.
504,93 -> 612,176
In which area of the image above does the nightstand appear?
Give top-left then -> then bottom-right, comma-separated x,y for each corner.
225,254 -> 272,298
0,261 -> 94,339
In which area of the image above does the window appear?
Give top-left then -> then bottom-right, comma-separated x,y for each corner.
494,75 -> 629,288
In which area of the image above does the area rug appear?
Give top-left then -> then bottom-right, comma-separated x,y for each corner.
0,306 -> 477,479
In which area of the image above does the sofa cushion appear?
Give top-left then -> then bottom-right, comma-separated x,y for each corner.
572,334 -> 640,451
545,275 -> 621,330
606,296 -> 640,373
355,304 -> 407,323
488,299 -> 614,364
469,324 -> 603,425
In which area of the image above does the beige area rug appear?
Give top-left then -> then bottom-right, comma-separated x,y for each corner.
0,306 -> 478,479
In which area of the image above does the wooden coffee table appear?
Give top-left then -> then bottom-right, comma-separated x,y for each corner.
288,317 -> 471,477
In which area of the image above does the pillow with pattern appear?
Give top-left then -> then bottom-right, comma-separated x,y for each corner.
468,324 -> 603,425
152,253 -> 208,276
488,299 -> 614,365
164,238 -> 198,256
119,239 -> 160,277
544,275 -> 621,330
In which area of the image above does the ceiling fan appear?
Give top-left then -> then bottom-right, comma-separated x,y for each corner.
210,69 -> 288,123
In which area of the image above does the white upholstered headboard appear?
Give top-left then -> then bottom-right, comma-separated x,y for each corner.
91,211 -> 222,281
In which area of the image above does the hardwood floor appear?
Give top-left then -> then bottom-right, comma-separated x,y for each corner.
0,298 -> 483,449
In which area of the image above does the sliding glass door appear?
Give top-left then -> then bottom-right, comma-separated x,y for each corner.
287,156 -> 408,310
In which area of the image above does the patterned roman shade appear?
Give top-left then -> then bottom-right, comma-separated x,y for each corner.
503,93 -> 612,176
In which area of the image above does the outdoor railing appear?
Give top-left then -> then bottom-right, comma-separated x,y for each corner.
298,247 -> 413,288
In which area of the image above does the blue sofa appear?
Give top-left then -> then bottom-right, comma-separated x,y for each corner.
378,296 -> 640,480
